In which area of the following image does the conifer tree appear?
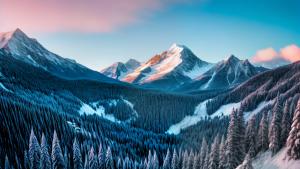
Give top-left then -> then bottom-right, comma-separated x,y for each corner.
208,135 -> 220,169
28,129 -> 40,169
192,154 -> 200,169
152,151 -> 159,169
171,149 -> 178,169
187,151 -> 194,169
269,97 -> 283,155
245,116 -> 257,157
88,147 -> 98,169
98,144 -> 105,169
40,133 -> 51,169
199,138 -> 208,168
218,135 -> 226,169
105,147 -> 114,169
163,149 -> 171,169
225,109 -> 243,169
73,138 -> 83,169
258,113 -> 269,152
286,100 -> 300,160
281,101 -> 291,147
181,150 -> 189,169
51,131 -> 65,169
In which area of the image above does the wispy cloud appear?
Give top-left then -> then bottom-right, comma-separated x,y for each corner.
0,0 -> 189,33
251,44 -> 300,64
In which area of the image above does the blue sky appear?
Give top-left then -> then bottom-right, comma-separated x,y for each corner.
23,0 -> 300,70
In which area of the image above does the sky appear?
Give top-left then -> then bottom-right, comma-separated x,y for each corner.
1,0 -> 300,70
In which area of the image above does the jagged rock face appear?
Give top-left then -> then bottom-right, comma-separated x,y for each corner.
121,44 -> 213,90
177,55 -> 267,92
0,29 -> 116,83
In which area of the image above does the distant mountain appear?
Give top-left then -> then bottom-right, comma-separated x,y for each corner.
101,59 -> 141,79
251,57 -> 291,69
0,28 -> 116,83
177,55 -> 267,92
121,44 -> 213,90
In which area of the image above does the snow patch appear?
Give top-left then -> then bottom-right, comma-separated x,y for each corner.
210,102 -> 241,118
252,148 -> 300,169
183,64 -> 213,79
167,100 -> 209,135
0,82 -> 11,92
167,99 -> 271,135
79,103 -> 105,116
244,100 -> 274,120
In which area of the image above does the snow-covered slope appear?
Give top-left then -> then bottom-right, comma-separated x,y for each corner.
252,148 -> 300,169
101,59 -> 141,79
167,99 -> 273,135
178,55 -> 267,91
122,43 -> 212,90
0,29 -> 116,83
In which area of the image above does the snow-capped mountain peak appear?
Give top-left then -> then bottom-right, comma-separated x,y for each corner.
101,59 -> 141,79
121,43 -> 212,90
0,29 -> 116,83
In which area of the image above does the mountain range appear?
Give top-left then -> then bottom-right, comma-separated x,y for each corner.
1,29 -> 300,168
102,43 -> 267,92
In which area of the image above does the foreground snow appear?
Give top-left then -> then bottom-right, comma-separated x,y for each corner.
252,148 -> 300,169
167,99 -> 273,135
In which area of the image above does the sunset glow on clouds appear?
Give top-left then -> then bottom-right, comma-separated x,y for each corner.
251,44 -> 300,64
0,0 -> 188,33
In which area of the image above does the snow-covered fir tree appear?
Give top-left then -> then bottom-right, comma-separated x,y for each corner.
258,112 -> 269,152
171,149 -> 178,169
105,146 -> 114,169
28,129 -> 40,169
73,138 -> 83,169
192,153 -> 200,169
286,100 -> 300,160
152,151 -> 159,169
182,150 -> 189,169
199,138 -> 208,168
98,144 -> 105,169
40,133 -> 51,169
281,100 -> 292,147
269,96 -> 283,155
245,116 -> 257,157
88,147 -> 98,169
218,135 -> 226,169
208,135 -> 220,169
163,149 -> 171,169
225,109 -> 243,169
51,131 -> 65,169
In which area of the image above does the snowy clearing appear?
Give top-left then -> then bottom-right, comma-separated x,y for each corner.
167,99 -> 273,135
244,100 -> 274,120
166,100 -> 209,135
78,102 -> 120,123
252,148 -> 300,169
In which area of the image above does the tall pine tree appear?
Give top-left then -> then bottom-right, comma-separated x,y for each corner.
286,100 -> 300,160
40,133 -> 51,169
51,131 -> 65,169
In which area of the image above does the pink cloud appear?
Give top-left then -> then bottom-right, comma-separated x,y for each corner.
251,44 -> 300,64
0,0 -> 188,33
280,44 -> 300,62
251,47 -> 278,63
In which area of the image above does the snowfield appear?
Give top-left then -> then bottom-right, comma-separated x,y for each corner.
79,102 -> 120,123
252,148 -> 300,169
183,63 -> 213,79
79,99 -> 138,123
167,99 -> 274,135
